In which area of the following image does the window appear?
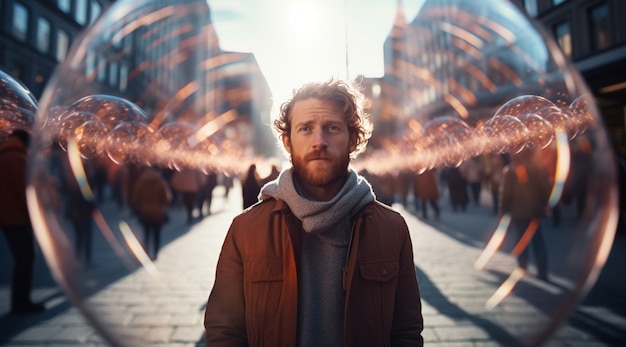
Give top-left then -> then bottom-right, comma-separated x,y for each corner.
76,0 -> 87,25
554,21 -> 571,57
589,3 -> 611,51
86,50 -> 95,79
12,2 -> 29,42
97,56 -> 106,82
523,0 -> 538,17
119,63 -> 128,92
56,29 -> 70,62
57,0 -> 71,14
91,1 -> 102,24
109,61 -> 118,86
36,17 -> 51,54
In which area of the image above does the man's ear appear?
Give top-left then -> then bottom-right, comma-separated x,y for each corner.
282,135 -> 292,154
349,135 -> 357,153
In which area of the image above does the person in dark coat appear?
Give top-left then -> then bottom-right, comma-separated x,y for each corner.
500,149 -> 551,280
414,169 -> 440,219
241,164 -> 262,209
170,169 -> 204,224
130,167 -> 172,260
442,166 -> 469,212
0,130 -> 45,314
197,170 -> 218,216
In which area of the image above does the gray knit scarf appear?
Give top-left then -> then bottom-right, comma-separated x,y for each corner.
259,167 -> 375,237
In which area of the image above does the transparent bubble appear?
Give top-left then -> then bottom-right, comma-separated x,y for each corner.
25,0 -> 618,346
74,118 -> 108,159
106,121 -> 157,165
0,67 -> 38,141
422,116 -> 479,168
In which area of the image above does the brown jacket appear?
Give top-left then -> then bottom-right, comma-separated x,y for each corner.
414,169 -> 439,202
204,199 -> 423,347
130,167 -> 172,224
500,162 -> 551,220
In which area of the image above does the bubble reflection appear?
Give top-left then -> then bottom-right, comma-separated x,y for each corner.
0,68 -> 37,141
357,95 -> 597,176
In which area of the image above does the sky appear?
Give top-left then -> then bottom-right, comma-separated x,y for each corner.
207,0 -> 425,102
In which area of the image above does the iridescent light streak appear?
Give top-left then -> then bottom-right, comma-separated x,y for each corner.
66,139 -> 94,200
474,214 -> 511,270
119,222 -> 160,278
485,267 -> 526,310
510,218 -> 539,258
91,210 -> 136,269
548,130 -> 571,207
187,110 -> 238,148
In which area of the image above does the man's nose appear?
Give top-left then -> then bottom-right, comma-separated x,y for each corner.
312,129 -> 328,149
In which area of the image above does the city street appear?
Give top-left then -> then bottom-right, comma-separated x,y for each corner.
1,181 -> 625,346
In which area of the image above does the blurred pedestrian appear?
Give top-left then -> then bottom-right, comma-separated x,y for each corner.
0,130 -> 45,314
396,170 -> 413,208
414,169 -> 440,219
241,164 -> 261,209
170,168 -> 205,224
483,154 -> 506,214
219,172 -> 234,202
442,166 -> 469,212
197,170 -> 218,216
60,155 -> 96,267
460,156 -> 483,205
204,78 -> 423,346
130,167 -> 172,260
500,149 -> 551,281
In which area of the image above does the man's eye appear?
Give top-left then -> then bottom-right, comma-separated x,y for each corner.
298,126 -> 311,132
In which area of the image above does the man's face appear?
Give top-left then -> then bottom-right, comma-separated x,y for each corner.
283,98 -> 353,197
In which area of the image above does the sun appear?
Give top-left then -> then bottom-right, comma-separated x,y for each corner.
288,3 -> 319,39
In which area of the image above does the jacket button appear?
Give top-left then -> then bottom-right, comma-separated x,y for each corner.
381,268 -> 388,276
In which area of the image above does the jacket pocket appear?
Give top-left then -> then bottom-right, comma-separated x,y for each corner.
245,256 -> 283,318
359,260 -> 399,319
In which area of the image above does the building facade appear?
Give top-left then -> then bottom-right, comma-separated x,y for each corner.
0,0 -> 274,158
0,0 -> 110,99
510,0 -> 626,154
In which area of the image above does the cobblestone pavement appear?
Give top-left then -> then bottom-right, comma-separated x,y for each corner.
1,183 -> 624,346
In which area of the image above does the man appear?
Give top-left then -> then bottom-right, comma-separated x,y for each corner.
0,129 -> 45,314
204,78 -> 423,346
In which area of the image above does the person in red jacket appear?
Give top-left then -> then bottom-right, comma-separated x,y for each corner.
204,78 -> 423,346
0,129 -> 45,314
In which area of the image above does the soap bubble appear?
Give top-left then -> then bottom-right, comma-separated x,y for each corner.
0,67 -> 38,140
25,0 -> 618,346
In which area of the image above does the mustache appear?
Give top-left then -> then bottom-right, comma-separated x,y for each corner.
305,150 -> 332,160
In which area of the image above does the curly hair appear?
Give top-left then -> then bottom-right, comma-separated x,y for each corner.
273,78 -> 373,159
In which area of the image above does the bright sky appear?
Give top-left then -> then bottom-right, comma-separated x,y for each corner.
207,0 -> 424,103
